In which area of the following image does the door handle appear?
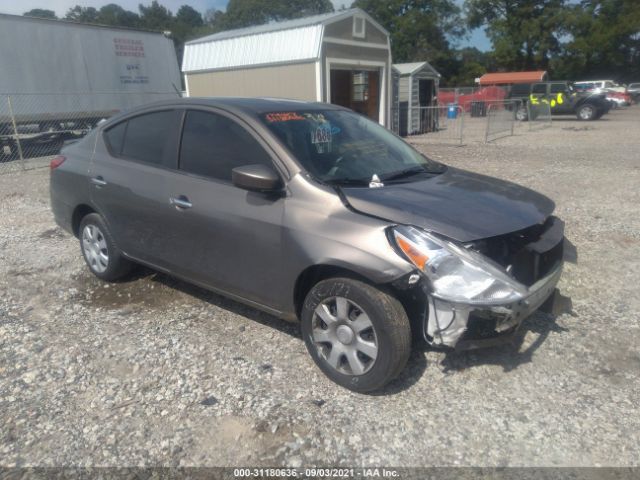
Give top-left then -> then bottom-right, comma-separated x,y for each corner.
90,176 -> 107,187
169,195 -> 192,210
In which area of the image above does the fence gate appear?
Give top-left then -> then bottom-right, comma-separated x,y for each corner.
402,105 -> 464,145
485,100 -> 517,143
527,101 -> 553,130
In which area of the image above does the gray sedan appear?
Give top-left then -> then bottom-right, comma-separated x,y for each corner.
50,98 -> 564,392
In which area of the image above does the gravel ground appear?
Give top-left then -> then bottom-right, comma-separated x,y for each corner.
1,107 -> 639,468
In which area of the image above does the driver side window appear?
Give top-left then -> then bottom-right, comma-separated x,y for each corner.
179,110 -> 273,182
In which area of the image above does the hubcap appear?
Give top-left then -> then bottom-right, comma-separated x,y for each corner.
580,106 -> 593,119
311,296 -> 378,376
82,224 -> 109,273
336,325 -> 355,344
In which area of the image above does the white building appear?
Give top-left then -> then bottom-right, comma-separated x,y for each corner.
182,9 -> 392,126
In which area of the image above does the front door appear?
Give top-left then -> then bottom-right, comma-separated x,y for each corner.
549,83 -> 572,114
163,108 -> 286,309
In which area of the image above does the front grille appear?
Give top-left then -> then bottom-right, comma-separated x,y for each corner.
460,312 -> 517,342
470,216 -> 564,287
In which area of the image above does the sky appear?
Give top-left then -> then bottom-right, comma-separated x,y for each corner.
0,0 -> 491,50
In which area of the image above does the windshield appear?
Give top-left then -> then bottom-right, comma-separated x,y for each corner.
260,110 -> 444,186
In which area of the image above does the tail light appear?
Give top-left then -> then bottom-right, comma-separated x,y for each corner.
50,155 -> 66,170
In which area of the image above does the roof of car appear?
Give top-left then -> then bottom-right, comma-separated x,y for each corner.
100,97 -> 347,129
140,97 -> 338,113
110,97 -> 344,123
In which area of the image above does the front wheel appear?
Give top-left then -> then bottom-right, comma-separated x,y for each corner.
577,104 -> 597,120
301,277 -> 411,393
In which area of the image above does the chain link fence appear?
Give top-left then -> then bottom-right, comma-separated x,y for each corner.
401,105 -> 464,145
438,86 -> 510,112
485,100 -> 517,143
527,101 -> 553,130
0,92 -> 179,174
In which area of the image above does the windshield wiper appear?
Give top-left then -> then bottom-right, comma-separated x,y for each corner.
380,166 -> 431,182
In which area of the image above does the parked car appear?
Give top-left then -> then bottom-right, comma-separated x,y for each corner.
50,98 -> 565,392
605,91 -> 632,108
574,82 -> 632,108
509,81 -> 610,120
574,80 -> 626,94
437,86 -> 507,113
626,83 -> 640,102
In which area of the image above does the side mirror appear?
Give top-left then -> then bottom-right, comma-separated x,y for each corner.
232,164 -> 282,192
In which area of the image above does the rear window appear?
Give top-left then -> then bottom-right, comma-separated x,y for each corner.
532,83 -> 547,94
104,122 -> 127,155
120,110 -> 182,168
510,84 -> 531,95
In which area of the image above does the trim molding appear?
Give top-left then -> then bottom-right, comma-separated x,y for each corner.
323,36 -> 388,50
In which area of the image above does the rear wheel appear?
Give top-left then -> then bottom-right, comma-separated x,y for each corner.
301,277 -> 411,393
79,213 -> 132,281
577,104 -> 596,120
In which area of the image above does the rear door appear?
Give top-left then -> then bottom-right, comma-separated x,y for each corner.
89,108 -> 183,266
161,108 -> 287,309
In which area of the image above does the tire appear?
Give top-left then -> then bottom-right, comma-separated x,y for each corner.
576,104 -> 596,120
516,104 -> 528,121
301,277 -> 411,393
79,213 -> 132,281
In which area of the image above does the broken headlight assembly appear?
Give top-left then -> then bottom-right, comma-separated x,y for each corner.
390,225 -> 527,305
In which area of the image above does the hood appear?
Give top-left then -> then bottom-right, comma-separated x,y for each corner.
340,167 -> 555,243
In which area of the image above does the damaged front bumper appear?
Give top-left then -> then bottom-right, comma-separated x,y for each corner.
424,263 -> 563,349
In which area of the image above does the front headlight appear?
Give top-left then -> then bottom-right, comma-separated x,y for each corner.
391,225 -> 526,304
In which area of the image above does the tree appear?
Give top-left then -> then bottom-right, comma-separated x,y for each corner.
176,5 -> 204,28
554,0 -> 640,81
98,4 -> 140,27
445,47 -> 495,86
203,8 -> 226,31
219,0 -> 334,30
351,0 -> 464,79
139,1 -> 174,30
464,0 -> 568,71
23,9 -> 57,19
65,6 -> 100,23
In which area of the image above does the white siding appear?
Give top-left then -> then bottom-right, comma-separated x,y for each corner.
182,25 -> 323,73
398,75 -> 410,102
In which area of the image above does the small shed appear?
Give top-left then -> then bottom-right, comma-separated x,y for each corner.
182,9 -> 392,126
392,61 -> 441,136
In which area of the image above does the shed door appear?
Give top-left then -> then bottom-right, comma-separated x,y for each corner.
330,69 -> 380,123
418,79 -> 434,107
